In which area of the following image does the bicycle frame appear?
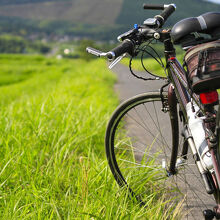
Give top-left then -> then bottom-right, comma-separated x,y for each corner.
86,2 -> 220,217
160,35 -> 191,175
162,34 -> 220,214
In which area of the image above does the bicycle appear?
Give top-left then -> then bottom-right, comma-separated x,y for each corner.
87,3 -> 220,219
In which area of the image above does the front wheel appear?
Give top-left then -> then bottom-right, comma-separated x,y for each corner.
105,91 -> 217,219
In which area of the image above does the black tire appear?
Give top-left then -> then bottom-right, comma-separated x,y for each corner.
105,91 -> 216,219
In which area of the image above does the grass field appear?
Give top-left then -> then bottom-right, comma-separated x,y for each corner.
0,55 -> 181,219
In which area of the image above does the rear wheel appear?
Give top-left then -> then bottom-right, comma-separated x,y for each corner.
105,92 -> 217,219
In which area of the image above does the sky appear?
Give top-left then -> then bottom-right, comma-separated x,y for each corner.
205,0 -> 220,4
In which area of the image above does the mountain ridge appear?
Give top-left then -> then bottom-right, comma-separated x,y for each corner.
116,0 -> 220,27
0,0 -> 220,40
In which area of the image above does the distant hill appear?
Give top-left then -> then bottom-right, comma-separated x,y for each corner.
0,0 -> 60,5
0,0 -> 123,25
0,0 -> 220,40
116,0 -> 220,27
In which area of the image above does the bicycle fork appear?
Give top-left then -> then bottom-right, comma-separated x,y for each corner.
179,101 -> 220,219
166,85 -> 215,194
182,124 -> 215,194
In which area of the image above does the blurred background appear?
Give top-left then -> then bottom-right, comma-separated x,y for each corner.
0,0 -> 220,57
1,1 -> 220,218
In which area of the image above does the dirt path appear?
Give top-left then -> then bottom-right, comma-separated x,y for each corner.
112,63 -> 166,101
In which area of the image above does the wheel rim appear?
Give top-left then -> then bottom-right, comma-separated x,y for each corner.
105,92 -> 216,219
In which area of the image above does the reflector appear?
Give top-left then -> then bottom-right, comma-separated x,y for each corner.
199,91 -> 219,105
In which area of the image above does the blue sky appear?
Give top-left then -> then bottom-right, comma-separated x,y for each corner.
205,0 -> 220,4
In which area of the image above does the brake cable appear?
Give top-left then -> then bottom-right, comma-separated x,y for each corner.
129,40 -> 167,81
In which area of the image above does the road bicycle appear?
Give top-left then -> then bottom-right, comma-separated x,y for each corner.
87,3 -> 220,219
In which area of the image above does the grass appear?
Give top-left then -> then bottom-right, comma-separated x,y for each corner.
0,54 -> 182,219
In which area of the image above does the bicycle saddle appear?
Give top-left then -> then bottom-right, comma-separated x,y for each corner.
171,12 -> 220,44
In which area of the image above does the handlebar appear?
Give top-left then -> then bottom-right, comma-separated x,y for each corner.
155,4 -> 176,28
86,39 -> 135,61
86,3 -> 176,63
107,39 -> 135,60
143,4 -> 176,10
143,4 -> 166,10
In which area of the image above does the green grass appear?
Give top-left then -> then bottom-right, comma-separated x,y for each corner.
0,54 -> 182,219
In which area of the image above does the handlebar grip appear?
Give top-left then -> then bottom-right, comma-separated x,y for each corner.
155,4 -> 176,27
160,4 -> 176,21
107,39 -> 134,60
143,4 -> 164,10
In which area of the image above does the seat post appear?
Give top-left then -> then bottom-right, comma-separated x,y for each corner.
160,31 -> 176,60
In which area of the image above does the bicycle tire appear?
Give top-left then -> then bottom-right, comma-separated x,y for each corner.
105,91 -> 217,219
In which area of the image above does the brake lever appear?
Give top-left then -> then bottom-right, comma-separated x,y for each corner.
108,54 -> 126,69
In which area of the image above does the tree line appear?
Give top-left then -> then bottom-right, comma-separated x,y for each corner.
0,35 -> 50,54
